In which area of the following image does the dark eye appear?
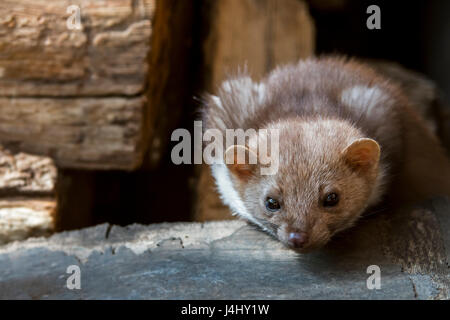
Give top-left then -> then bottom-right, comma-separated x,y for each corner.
265,197 -> 281,212
323,193 -> 339,207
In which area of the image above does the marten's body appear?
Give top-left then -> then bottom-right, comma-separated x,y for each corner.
203,57 -> 450,252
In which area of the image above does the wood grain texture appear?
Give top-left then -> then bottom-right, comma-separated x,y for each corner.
0,96 -> 146,170
143,0 -> 196,169
0,146 -> 56,196
203,0 -> 315,88
0,0 -> 154,96
1,197 -> 449,299
0,197 -> 55,244
0,146 -> 56,244
0,0 -> 155,170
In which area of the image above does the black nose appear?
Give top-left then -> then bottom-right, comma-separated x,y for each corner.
288,232 -> 308,248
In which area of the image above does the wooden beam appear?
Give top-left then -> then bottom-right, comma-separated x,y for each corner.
0,146 -> 56,244
0,0 -> 154,96
0,96 -> 146,170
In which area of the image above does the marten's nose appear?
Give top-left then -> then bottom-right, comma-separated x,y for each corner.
288,232 -> 308,248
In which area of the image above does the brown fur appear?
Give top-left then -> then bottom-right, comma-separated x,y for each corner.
203,56 -> 450,252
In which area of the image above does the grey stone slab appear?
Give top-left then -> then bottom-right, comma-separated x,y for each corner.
0,198 -> 449,299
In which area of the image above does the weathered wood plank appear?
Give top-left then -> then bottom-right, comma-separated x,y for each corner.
0,146 -> 56,244
0,196 -> 449,298
0,198 -> 55,244
203,0 -> 315,87
0,0 -> 154,96
143,0 -> 196,169
0,96 -> 145,170
0,145 -> 56,196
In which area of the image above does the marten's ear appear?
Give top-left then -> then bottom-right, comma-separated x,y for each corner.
342,138 -> 380,171
224,145 -> 258,180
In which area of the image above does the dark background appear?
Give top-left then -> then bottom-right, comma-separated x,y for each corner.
310,0 -> 450,101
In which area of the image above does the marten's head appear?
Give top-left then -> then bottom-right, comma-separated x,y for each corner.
206,59 -> 397,252
220,119 -> 384,252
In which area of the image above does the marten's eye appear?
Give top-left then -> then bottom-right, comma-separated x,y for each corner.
323,193 -> 339,207
265,197 -> 281,212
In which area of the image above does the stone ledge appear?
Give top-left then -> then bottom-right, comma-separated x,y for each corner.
0,198 -> 449,299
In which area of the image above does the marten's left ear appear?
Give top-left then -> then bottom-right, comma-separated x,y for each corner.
342,138 -> 380,171
224,145 -> 258,180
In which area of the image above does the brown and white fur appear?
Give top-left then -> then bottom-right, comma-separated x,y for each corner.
202,56 -> 450,253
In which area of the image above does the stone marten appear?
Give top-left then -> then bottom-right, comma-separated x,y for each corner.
202,57 -> 450,252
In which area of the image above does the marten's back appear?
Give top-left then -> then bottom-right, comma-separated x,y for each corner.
203,56 -> 406,167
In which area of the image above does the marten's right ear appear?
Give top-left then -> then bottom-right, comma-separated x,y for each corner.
224,145 -> 258,181
342,138 -> 380,172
